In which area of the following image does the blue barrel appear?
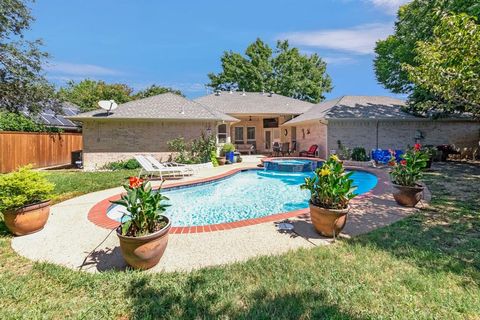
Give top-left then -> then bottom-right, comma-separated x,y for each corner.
226,151 -> 235,163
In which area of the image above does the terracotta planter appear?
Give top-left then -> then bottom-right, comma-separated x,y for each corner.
3,200 -> 50,236
309,203 -> 349,237
116,217 -> 171,270
392,183 -> 424,207
217,157 -> 226,166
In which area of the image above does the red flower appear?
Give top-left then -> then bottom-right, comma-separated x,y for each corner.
388,161 -> 396,167
129,176 -> 143,188
400,160 -> 407,166
414,143 -> 421,151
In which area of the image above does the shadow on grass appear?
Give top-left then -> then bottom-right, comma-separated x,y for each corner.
352,162 -> 480,285
0,220 -> 11,237
126,276 -> 363,320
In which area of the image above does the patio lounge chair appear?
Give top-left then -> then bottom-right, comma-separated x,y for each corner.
134,155 -> 188,179
299,144 -> 318,157
145,155 -> 194,176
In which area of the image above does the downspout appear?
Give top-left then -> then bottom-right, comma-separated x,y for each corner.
376,120 -> 379,149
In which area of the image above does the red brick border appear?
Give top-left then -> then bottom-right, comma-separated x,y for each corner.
87,164 -> 388,234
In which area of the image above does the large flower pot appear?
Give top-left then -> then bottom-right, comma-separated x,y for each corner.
3,200 -> 50,236
116,217 -> 171,270
217,157 -> 226,166
392,184 -> 424,207
309,203 -> 349,237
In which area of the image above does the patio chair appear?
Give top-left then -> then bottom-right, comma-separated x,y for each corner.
145,155 -> 194,176
272,142 -> 281,157
134,155 -> 186,179
299,144 -> 318,157
280,142 -> 290,156
289,141 -> 297,155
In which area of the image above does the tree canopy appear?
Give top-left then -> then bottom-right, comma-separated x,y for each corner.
207,38 -> 332,103
374,0 -> 480,115
59,80 -> 184,112
403,14 -> 480,117
0,0 -> 58,114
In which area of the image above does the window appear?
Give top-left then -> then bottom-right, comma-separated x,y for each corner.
217,124 -> 227,143
234,127 -> 244,144
247,127 -> 255,141
263,118 -> 279,128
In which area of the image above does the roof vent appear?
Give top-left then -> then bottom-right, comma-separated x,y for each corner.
180,105 -> 185,115
269,91 -> 274,97
215,90 -> 221,96
261,89 -> 265,95
229,89 -> 233,94
242,89 -> 246,96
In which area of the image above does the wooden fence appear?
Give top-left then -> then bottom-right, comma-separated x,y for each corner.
0,132 -> 83,173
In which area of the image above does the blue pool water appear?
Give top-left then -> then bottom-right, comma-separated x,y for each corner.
107,169 -> 378,227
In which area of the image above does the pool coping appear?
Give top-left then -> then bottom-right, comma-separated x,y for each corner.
88,165 -> 389,234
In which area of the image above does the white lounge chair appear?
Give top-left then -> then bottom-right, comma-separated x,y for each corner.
145,155 -> 194,177
134,155 -> 186,179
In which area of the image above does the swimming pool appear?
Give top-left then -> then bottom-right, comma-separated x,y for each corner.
106,169 -> 378,227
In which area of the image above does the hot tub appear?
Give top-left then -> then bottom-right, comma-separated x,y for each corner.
263,158 -> 322,172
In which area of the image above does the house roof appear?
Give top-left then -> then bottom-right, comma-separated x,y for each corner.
283,96 -> 418,125
194,91 -> 314,115
68,93 -> 237,122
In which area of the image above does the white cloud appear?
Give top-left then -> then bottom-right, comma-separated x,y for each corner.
366,0 -> 411,15
44,61 -> 122,76
323,56 -> 356,65
278,23 -> 393,55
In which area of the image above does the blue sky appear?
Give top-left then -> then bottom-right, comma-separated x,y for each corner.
27,0 -> 409,100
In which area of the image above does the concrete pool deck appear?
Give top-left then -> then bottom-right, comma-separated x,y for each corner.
11,155 -> 428,273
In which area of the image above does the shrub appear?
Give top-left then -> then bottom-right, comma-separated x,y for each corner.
300,155 -> 357,209
389,144 -> 429,186
210,150 -> 219,167
351,147 -> 368,161
222,143 -> 235,153
111,177 -> 170,237
0,165 -> 54,212
0,112 -> 62,133
103,159 -> 140,171
336,140 -> 352,160
167,133 -> 217,164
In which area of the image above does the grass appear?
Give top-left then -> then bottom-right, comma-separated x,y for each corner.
0,162 -> 479,319
45,169 -> 137,203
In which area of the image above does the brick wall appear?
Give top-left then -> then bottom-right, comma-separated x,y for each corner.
327,119 -> 480,155
295,121 -> 328,158
82,119 -> 217,170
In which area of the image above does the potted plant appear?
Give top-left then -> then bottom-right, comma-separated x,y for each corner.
111,177 -> 171,270
0,165 -> 54,236
300,155 -> 357,237
388,144 -> 429,207
222,143 -> 236,164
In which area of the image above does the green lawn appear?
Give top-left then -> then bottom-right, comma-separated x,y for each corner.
0,163 -> 479,319
45,169 -> 137,203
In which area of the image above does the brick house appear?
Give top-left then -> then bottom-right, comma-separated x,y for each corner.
70,93 -> 479,170
281,96 -> 480,158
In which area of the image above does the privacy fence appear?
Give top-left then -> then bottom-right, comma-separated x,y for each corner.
0,132 -> 83,173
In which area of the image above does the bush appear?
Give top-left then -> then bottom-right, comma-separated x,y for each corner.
103,159 -> 140,171
222,143 -> 235,153
389,144 -> 429,186
336,140 -> 352,160
301,155 -> 357,209
167,133 -> 217,164
0,165 -> 54,212
210,150 -> 219,167
351,147 -> 368,161
0,112 -> 62,133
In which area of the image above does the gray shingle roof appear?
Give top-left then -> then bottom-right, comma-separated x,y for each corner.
283,96 -> 416,125
68,93 -> 237,122
194,91 -> 314,115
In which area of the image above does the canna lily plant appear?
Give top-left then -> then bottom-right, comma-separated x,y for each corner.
301,155 -> 357,209
389,144 -> 429,187
111,177 -> 170,237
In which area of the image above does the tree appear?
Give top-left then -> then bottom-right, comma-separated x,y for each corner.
132,85 -> 184,99
403,14 -> 480,117
374,0 -> 480,99
58,80 -> 134,112
0,0 -> 58,114
208,38 -> 332,103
